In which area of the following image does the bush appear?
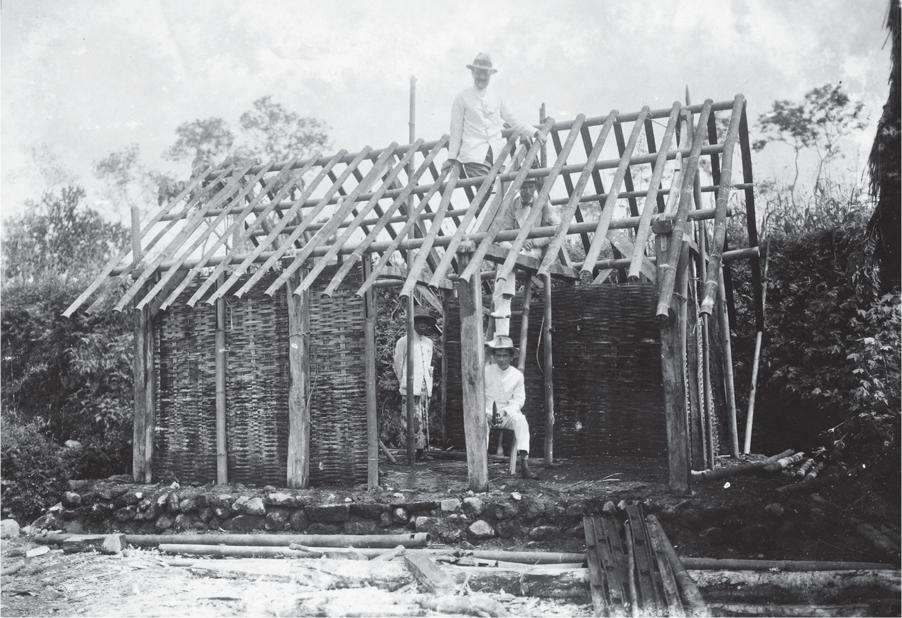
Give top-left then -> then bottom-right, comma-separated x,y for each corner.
0,412 -> 71,522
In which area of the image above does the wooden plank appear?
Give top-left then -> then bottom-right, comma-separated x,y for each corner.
456,252 -> 488,492
286,268 -> 311,488
647,519 -> 686,616
625,505 -> 663,613
646,515 -> 708,616
583,516 -> 613,616
404,551 -> 458,594
599,515 -> 630,614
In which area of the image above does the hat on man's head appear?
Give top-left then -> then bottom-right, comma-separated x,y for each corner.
413,307 -> 437,325
466,52 -> 498,74
486,335 -> 518,355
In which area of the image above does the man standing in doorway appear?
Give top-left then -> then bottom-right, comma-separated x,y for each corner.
393,308 -> 436,461
444,52 -> 545,181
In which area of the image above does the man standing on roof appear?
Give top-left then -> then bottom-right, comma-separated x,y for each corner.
485,335 -> 538,479
490,175 -> 554,337
444,52 -> 545,181
393,308 -> 437,461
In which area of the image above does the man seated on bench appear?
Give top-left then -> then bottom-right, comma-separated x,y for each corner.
484,335 -> 538,479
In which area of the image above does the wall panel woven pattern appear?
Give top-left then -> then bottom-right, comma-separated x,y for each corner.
445,283 -> 667,459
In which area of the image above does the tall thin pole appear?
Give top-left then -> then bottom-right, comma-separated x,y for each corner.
405,75 -> 417,465
743,238 -> 770,454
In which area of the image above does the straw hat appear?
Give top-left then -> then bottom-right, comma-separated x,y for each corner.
466,52 -> 498,74
486,335 -> 518,355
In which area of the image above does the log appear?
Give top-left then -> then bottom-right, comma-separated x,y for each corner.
690,568 -> 901,605
691,449 -> 795,480
62,534 -> 124,554
286,268 -> 311,488
160,544 -> 305,558
124,532 -> 428,548
763,451 -> 806,472
680,557 -> 898,571
707,602 -> 870,617
404,550 -> 458,594
457,252 -> 488,492
379,439 -> 398,464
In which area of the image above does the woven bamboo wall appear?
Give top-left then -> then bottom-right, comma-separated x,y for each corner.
445,282 -> 668,459
152,267 -> 368,486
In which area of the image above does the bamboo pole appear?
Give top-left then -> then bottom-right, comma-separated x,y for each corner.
494,115 -> 585,287
700,95 -> 745,315
629,103 -> 681,279
680,557 -> 897,571
457,252 -> 488,492
133,161 -> 278,311
215,273 -> 228,484
323,139 -> 447,297
579,108 -> 650,282
743,237 -> 770,454
738,106 -> 764,333
363,258 -> 379,487
287,268 -> 311,488
62,166 -> 217,317
406,76 -> 417,466
613,120 -> 641,217
645,515 -> 707,616
718,266 -> 740,457
655,101 -> 713,319
542,273 -> 554,465
691,448 -> 793,479
517,283 -> 532,373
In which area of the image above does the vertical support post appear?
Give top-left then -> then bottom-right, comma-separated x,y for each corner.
744,238 -> 770,454
130,204 -> 154,483
287,269 -> 310,488
700,314 -> 716,465
440,289 -> 449,445
542,273 -> 554,465
363,259 -> 379,488
405,75 -> 418,466
457,253 -> 488,492
718,267 -> 740,457
516,282 -> 532,373
215,274 -> 228,484
657,233 -> 690,492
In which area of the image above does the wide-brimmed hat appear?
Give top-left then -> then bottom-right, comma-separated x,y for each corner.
466,52 -> 498,74
413,307 -> 437,325
486,335 -> 518,355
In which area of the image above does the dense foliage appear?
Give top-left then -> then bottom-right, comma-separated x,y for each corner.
728,183 -> 900,484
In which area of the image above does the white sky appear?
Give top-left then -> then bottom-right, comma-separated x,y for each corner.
1,0 -> 892,222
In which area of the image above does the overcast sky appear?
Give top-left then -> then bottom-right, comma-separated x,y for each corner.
1,0 -> 892,222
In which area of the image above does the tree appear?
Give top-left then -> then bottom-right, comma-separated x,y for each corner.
238,95 -> 330,162
752,83 -> 866,207
1,186 -> 129,285
867,0 -> 901,293
94,144 -> 162,220
164,117 -> 236,170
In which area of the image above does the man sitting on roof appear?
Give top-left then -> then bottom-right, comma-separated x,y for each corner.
491,176 -> 553,338
444,52 -> 544,182
393,308 -> 437,461
485,335 -> 538,479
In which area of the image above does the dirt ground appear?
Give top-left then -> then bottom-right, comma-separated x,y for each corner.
2,454 -> 898,616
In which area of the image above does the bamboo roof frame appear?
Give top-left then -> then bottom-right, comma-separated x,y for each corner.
65,95 -> 761,324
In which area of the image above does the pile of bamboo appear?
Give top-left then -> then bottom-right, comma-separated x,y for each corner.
691,448 -> 828,484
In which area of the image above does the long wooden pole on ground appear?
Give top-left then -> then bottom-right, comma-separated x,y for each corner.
363,258 -> 379,488
542,273 -> 554,465
287,269 -> 311,488
215,273 -> 228,484
456,252 -> 488,492
405,75 -> 417,466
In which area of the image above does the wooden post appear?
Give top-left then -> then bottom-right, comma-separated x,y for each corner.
542,273 -> 554,465
405,75 -> 417,466
215,274 -> 228,484
517,281 -> 532,373
130,204 -> 154,483
363,258 -> 379,488
287,269 -> 311,488
657,234 -> 690,492
440,290 -> 449,445
457,253 -> 488,492
718,267 -> 740,457
744,238 -> 770,454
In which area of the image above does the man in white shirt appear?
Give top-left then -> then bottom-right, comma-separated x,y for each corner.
491,176 -> 554,337
393,308 -> 436,460
445,52 -> 544,181
484,335 -> 538,479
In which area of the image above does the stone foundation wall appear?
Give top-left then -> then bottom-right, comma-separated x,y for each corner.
33,480 -> 601,545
